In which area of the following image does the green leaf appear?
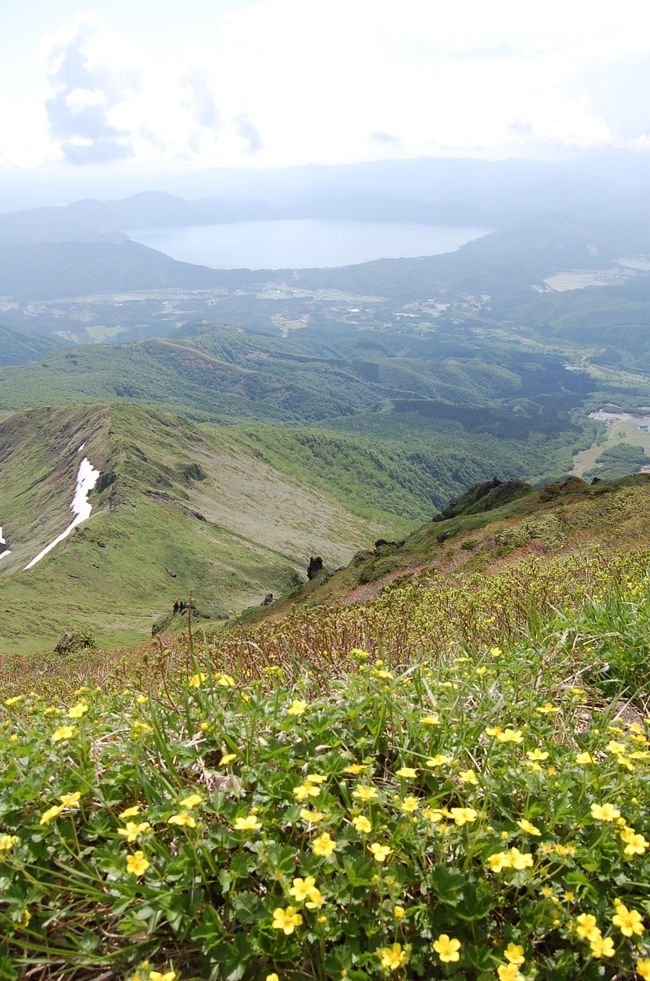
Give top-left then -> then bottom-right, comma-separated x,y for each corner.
429,866 -> 465,906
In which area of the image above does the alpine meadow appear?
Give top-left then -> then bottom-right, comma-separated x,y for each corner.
1,3 -> 650,979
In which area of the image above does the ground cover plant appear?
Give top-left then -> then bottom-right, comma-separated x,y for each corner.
1,543 -> 649,979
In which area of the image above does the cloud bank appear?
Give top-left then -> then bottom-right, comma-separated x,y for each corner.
2,0 -> 650,169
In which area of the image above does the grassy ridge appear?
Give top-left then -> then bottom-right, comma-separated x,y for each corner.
1,404 -> 409,654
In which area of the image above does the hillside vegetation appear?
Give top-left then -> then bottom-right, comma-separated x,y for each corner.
0,404 -> 412,654
0,474 -> 649,979
0,324 -> 61,367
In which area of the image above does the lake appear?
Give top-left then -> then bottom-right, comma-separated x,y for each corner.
128,219 -> 488,270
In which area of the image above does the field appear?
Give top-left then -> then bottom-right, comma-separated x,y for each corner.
1,495 -> 649,979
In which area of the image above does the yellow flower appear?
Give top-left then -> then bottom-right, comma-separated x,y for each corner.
395,766 -> 418,779
271,906 -> 303,934
497,966 -> 523,981
148,972 -> 176,981
368,842 -> 393,863
376,943 -> 409,971
289,875 -> 317,901
188,672 -> 208,688
433,934 -> 461,963
476,666 -> 488,676
526,749 -> 549,761
304,885 -> 324,909
517,819 -> 541,836
51,725 -> 75,744
118,821 -> 151,842
352,815 -> 372,833
4,695 -> 25,706
266,975 -> 280,981
459,769 -> 478,785
590,803 -> 621,822
219,753 -> 238,765
0,834 -> 19,851
423,807 -> 448,823
606,740 -> 626,754
612,903 -> 644,937
620,828 -> 649,856
353,784 -> 378,801
496,729 -> 523,744
132,721 -> 152,733
59,792 -> 81,808
343,764 -> 366,774
312,832 -> 337,857
536,702 -> 559,714
508,847 -> 533,870
636,958 -> 650,980
179,793 -> 203,810
233,814 -> 261,831
590,935 -> 615,959
214,672 -> 236,687
286,699 -> 307,716
67,701 -> 88,719
575,913 -> 601,941
426,754 -> 451,767
401,796 -> 419,813
394,905 -> 406,918
293,783 -> 321,801
39,805 -> 64,825
448,806 -> 476,826
136,694 -> 149,704
421,714 -> 440,725
119,805 -> 141,819
504,943 -> 525,965
168,810 -> 197,828
305,773 -> 327,784
487,851 -> 511,872
125,851 -> 150,876
300,808 -> 325,824
576,751 -> 594,764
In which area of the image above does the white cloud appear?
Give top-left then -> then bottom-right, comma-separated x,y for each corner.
3,0 -> 650,169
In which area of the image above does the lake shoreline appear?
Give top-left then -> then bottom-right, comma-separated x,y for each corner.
127,218 -> 489,271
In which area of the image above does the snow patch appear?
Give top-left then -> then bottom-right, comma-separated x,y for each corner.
0,526 -> 10,561
25,458 -> 101,570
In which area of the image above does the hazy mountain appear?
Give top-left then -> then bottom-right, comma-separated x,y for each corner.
0,240 -> 266,299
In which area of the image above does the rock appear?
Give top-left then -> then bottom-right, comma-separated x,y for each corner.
261,592 -> 274,606
307,556 -> 324,580
166,568 -> 177,578
54,630 -> 96,655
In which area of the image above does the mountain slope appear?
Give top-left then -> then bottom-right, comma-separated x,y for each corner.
0,404 -> 406,654
238,472 -> 650,620
0,323 -> 62,366
0,241 -> 267,300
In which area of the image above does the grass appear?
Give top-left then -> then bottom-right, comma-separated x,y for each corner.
2,403 -> 412,655
0,542 -> 649,979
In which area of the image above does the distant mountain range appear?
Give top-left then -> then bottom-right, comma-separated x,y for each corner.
0,239 -> 267,300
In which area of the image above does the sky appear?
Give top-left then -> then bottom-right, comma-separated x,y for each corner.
2,0 -> 650,176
